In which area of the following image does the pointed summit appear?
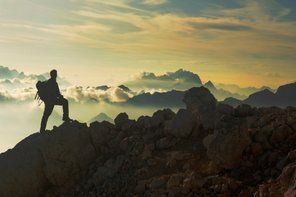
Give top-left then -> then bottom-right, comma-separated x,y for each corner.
204,80 -> 216,90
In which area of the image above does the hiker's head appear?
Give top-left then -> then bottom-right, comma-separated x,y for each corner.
50,69 -> 57,79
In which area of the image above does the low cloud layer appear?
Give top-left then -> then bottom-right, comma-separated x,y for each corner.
0,88 -> 36,102
0,66 -> 70,91
64,86 -> 134,103
0,66 -> 134,104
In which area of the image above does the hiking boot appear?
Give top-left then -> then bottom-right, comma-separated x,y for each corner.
40,129 -> 48,134
63,117 -> 73,122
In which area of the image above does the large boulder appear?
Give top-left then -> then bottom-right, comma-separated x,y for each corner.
165,109 -> 198,138
150,109 -> 175,127
40,122 -> 97,191
255,162 -> 296,196
0,121 -> 97,197
114,112 -> 129,128
136,109 -> 175,129
203,127 -> 251,169
114,112 -> 135,130
89,120 -> 117,151
0,134 -> 49,197
183,87 -> 217,127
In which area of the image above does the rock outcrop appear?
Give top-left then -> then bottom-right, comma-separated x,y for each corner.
1,87 -> 296,196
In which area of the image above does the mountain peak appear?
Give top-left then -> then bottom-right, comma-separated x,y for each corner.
118,85 -> 132,92
88,112 -> 113,124
204,80 -> 215,89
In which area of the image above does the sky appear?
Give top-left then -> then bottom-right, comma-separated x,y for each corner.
0,0 -> 295,88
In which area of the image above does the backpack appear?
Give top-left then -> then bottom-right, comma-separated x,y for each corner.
35,80 -> 49,103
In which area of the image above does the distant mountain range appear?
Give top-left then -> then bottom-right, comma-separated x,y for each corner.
243,82 -> 296,107
88,113 -> 113,124
223,82 -> 296,108
0,65 -> 294,108
204,81 -> 245,100
124,90 -> 185,108
221,97 -> 242,107
124,82 -> 296,108
0,65 -> 70,90
96,85 -> 132,93
216,83 -> 274,97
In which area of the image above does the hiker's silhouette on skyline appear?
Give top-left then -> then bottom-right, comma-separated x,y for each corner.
37,69 -> 71,132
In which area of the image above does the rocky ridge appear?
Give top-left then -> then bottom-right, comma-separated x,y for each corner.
0,87 -> 296,197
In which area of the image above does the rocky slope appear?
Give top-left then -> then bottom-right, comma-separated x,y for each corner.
1,87 -> 296,197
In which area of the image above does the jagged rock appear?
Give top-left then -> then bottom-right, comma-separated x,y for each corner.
89,121 -> 116,151
136,116 -> 152,128
0,133 -> 48,197
288,150 -> 296,162
156,137 -> 179,150
216,103 -> 234,116
41,122 -> 97,190
119,136 -> 144,156
0,121 -> 97,197
115,112 -> 129,127
250,143 -> 263,157
151,109 -> 175,127
183,87 -> 217,127
234,104 -> 255,117
1,94 -> 296,197
270,125 -> 291,144
136,109 -> 175,129
92,166 -> 116,184
141,144 -> 154,160
165,109 -> 198,138
134,180 -> 148,193
114,112 -> 135,130
204,128 -> 251,169
255,162 -> 296,196
167,174 -> 183,189
149,177 -> 168,189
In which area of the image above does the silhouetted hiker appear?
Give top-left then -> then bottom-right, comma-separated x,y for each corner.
36,69 -> 72,132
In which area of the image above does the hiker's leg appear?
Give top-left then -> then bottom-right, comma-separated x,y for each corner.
40,103 -> 54,132
56,97 -> 69,120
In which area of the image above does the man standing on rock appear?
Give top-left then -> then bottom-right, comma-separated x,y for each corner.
38,69 -> 72,132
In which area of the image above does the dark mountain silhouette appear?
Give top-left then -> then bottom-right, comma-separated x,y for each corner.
244,89 -> 275,107
96,85 -> 110,91
118,85 -> 132,93
88,113 -> 113,124
203,80 -> 245,100
121,81 -> 245,109
125,90 -> 185,108
216,83 -> 274,97
222,97 -> 242,107
276,82 -> 296,105
121,82 -> 296,109
244,82 -> 296,107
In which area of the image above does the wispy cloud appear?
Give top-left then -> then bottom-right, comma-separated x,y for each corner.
0,0 -> 295,87
142,0 -> 167,6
